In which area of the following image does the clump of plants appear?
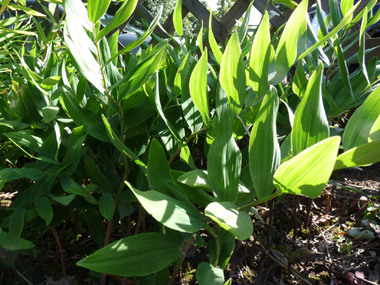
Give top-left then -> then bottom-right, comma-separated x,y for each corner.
1,0 -> 380,284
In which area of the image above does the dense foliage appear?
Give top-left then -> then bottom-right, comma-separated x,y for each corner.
1,0 -> 380,284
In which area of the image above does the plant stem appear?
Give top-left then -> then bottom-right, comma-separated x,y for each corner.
168,128 -> 207,165
134,206 -> 146,235
213,226 -> 221,267
12,265 -> 34,285
167,234 -> 196,285
238,192 -> 281,211
267,199 -> 275,248
304,198 -> 312,228
50,226 -> 68,284
292,196 -> 298,251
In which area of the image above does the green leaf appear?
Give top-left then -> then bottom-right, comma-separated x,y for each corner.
60,88 -> 110,142
274,0 -> 308,79
42,106 -> 59,123
50,194 -> 76,206
84,155 -> 114,195
220,32 -> 246,116
102,115 -> 147,175
99,193 -> 115,221
333,38 -> 354,99
208,9 -> 222,65
87,0 -> 112,24
177,169 -> 210,191
85,208 -> 105,246
0,14 -> 30,28
334,140 -> 380,170
4,130 -> 43,152
176,55 -> 203,133
297,1 -> 360,61
208,108 -> 242,202
104,6 -> 163,66
60,177 -> 89,196
77,233 -> 183,276
249,86 -> 280,199
238,1 -> 253,42
9,208 -> 25,237
127,182 -> 204,233
115,43 -> 167,101
205,202 -> 253,240
171,170 -> 216,208
173,0 -> 183,36
359,7 -> 369,85
291,61 -> 329,155
35,196 -> 53,226
64,0 -> 105,93
196,262 -> 224,285
342,84 -> 380,151
147,138 -> 173,196
95,0 -> 138,41
0,228 -> 35,250
341,0 -> 354,17
0,168 -> 44,183
189,48 -> 210,127
197,21 -> 204,53
249,11 -> 274,98
274,136 -> 340,199
180,145 -> 196,170
7,4 -> 46,17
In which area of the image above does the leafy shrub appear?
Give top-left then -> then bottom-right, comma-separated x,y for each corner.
1,0 -> 380,284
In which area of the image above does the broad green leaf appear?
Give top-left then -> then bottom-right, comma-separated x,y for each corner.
77,233 -> 183,276
9,208 -> 25,237
335,140 -> 380,170
116,43 -> 167,101
50,194 -> 76,206
208,9 -> 222,65
95,0 -> 138,42
0,228 -> 35,250
369,115 -> 380,142
64,0 -> 104,93
42,106 -> 59,123
173,0 -> 183,36
238,1 -> 253,42
87,0 -> 112,23
35,196 -> 53,226
102,115 -> 147,175
60,177 -> 90,196
60,89 -> 110,142
180,145 -> 196,170
147,138 -> 173,196
208,109 -> 242,202
84,155 -> 114,195
85,208 -> 105,246
329,0 -> 342,27
343,84 -> 380,151
249,86 -> 280,199
341,0 -> 354,16
220,32 -> 246,116
177,169 -> 210,191
274,0 -> 308,80
359,7 -> 369,85
189,49 -> 210,127
367,5 -> 380,27
151,73 -> 183,146
7,4 -> 46,17
171,170 -> 216,208
273,0 -> 298,9
4,130 -> 43,152
104,6 -> 163,66
0,14 -> 30,28
291,61 -> 329,155
297,2 -> 360,61
274,136 -> 340,199
127,182 -> 204,233
249,11 -> 274,98
205,202 -> 253,240
0,168 -> 44,183
99,193 -> 115,221
333,38 -> 354,99
196,262 -> 224,285
197,21 -> 203,53
176,55 -> 203,133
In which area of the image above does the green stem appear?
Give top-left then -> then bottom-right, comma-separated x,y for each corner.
168,128 -> 207,165
0,0 -> 12,16
167,234 -> 196,285
213,226 -> 221,267
238,192 -> 281,211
